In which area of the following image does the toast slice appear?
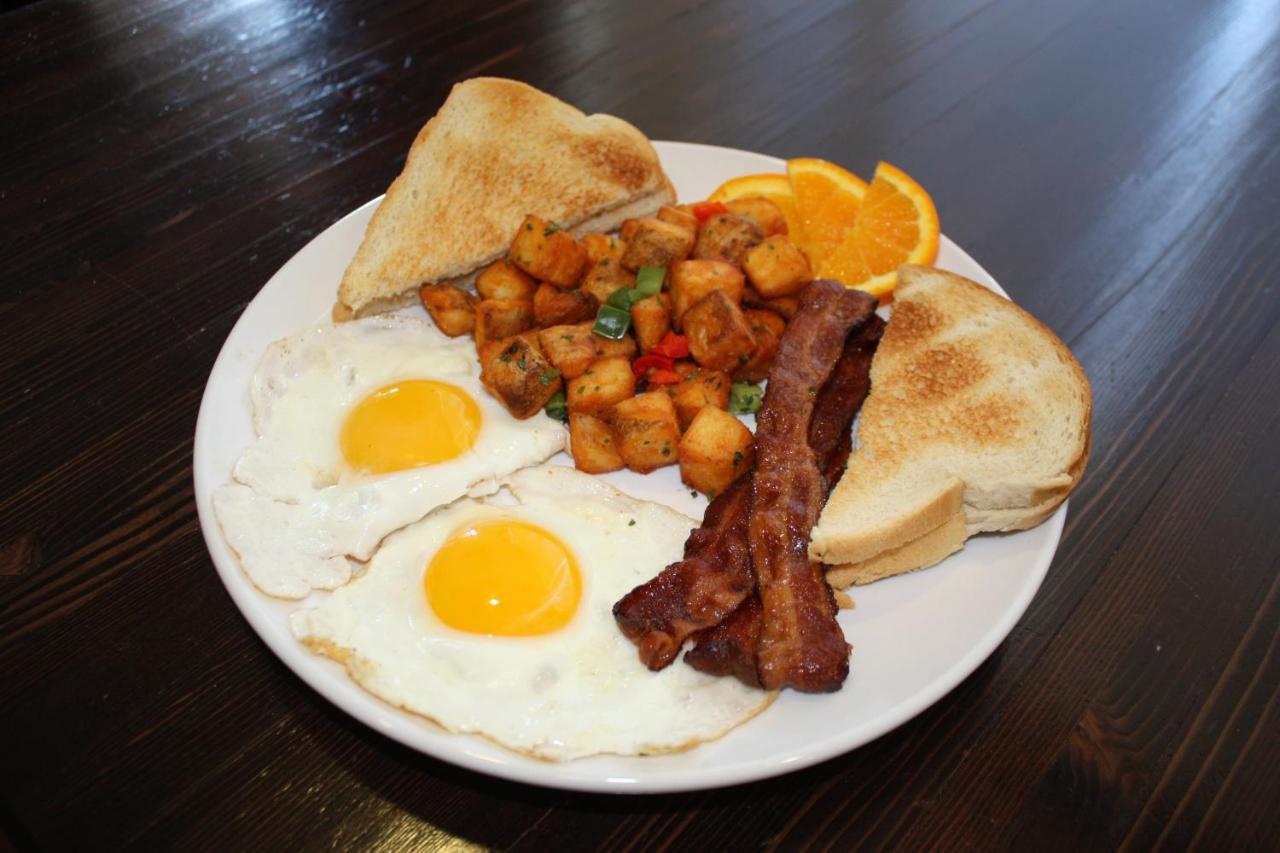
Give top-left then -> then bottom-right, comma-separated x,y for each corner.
810,265 -> 1091,583
334,77 -> 675,320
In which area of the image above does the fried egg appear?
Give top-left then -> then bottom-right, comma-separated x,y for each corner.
214,316 -> 566,599
289,465 -> 773,760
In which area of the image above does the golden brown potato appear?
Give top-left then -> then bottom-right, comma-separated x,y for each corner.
579,256 -> 636,306
478,333 -> 563,419
682,290 -> 757,372
474,298 -> 534,349
508,215 -> 587,288
631,294 -> 671,353
678,406 -> 755,495
742,235 -> 811,298
476,259 -> 537,301
735,309 -> 786,382
657,205 -> 698,236
569,412 -> 624,474
670,260 -> 745,328
533,282 -> 597,327
418,283 -> 477,338
594,332 -> 637,360
620,218 -> 696,271
692,213 -> 762,266
620,219 -> 642,242
537,324 -> 598,379
725,197 -> 788,237
581,233 -> 626,266
607,392 -> 681,473
665,366 -> 732,430
566,355 -> 636,415
743,285 -> 800,320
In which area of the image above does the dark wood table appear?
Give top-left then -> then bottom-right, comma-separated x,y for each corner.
4,0 -> 1278,849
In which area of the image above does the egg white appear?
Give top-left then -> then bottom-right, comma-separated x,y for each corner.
289,465 -> 774,761
214,316 -> 567,599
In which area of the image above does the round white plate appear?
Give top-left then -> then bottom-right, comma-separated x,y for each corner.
193,141 -> 1064,794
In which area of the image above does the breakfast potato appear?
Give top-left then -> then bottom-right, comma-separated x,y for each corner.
607,392 -> 681,473
474,298 -> 534,348
569,412 -> 624,474
665,366 -> 731,430
670,260 -> 745,328
418,283 -> 477,337
478,333 -> 562,419
735,309 -> 786,382
537,323 -> 598,379
657,205 -> 698,236
620,218 -> 696,271
743,285 -> 800,320
508,215 -> 588,288
742,235 -> 811,298
533,282 -> 597,327
620,218 -> 642,242
678,406 -> 755,495
476,259 -> 537,301
566,355 -> 636,415
682,290 -> 757,372
692,213 -> 762,267
631,294 -> 671,353
594,332 -> 637,360
581,233 -> 625,266
579,256 -> 636,305
725,197 -> 788,237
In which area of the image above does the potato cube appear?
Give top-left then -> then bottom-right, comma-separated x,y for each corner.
743,285 -> 800,320
476,259 -> 537,301
474,298 -> 534,349
581,233 -> 626,266
692,213 -> 762,266
742,235 -> 811,298
607,392 -> 681,473
620,219 -> 642,242
566,356 -> 636,415
682,290 -> 757,372
666,367 -> 732,430
678,406 -> 755,495
478,333 -> 562,419
533,282 -> 597,327
579,256 -> 636,306
735,309 -> 786,382
537,324 -> 598,379
725,197 -> 788,237
620,218 -> 695,271
657,205 -> 698,236
508,215 -> 587,288
631,294 -> 671,353
569,413 -> 624,474
418,283 -> 477,338
593,332 -> 637,360
670,260 -> 745,328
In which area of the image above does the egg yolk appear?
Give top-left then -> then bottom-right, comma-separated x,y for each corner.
424,520 -> 581,636
340,380 -> 481,474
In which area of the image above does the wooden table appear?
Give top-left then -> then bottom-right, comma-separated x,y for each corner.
3,0 -> 1277,849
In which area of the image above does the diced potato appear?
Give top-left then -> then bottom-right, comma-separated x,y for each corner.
692,213 -> 762,266
678,406 -> 755,495
418,283 -> 477,338
533,282 -> 597,327
607,392 -> 681,473
682,290 -> 757,372
569,413 -> 624,474
476,259 -> 537,301
665,366 -> 732,430
581,233 -> 626,266
657,205 -> 698,236
725,197 -> 788,237
566,356 -> 636,415
474,298 -> 534,349
594,332 -> 637,360
743,285 -> 800,320
742,235 -> 811,298
670,260 -> 745,328
478,333 -> 562,419
620,218 -> 695,271
537,324 -> 598,379
620,219 -> 642,242
631,294 -> 671,353
579,256 -> 636,306
508,215 -> 587,288
735,309 -> 786,382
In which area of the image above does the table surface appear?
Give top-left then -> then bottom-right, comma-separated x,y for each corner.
3,0 -> 1278,849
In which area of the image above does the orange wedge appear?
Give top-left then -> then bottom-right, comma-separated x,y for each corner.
819,161 -> 938,301
708,173 -> 801,237
785,158 -> 868,271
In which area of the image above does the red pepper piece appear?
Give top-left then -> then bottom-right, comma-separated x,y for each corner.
692,200 -> 728,222
651,331 -> 690,359
632,353 -> 676,378
645,369 -> 681,385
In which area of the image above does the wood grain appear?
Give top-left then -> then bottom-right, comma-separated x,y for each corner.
2,0 -> 1278,849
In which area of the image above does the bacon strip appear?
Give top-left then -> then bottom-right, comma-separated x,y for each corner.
749,281 -> 877,692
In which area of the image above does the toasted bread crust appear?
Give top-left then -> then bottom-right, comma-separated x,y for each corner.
825,512 -> 967,587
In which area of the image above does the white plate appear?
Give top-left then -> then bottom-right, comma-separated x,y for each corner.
193,141 -> 1064,794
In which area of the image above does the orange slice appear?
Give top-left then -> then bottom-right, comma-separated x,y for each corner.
819,161 -> 939,301
708,173 -> 801,237
785,158 -> 868,270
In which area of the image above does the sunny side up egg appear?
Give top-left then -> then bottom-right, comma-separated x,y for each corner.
214,316 -> 567,599
290,465 -> 774,761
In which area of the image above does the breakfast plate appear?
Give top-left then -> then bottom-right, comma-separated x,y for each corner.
193,141 -> 1064,793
